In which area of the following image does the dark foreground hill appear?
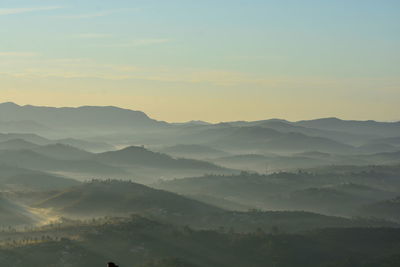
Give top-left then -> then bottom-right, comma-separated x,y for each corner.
0,216 -> 400,267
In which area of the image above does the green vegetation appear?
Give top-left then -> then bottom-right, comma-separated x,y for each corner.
0,216 -> 400,267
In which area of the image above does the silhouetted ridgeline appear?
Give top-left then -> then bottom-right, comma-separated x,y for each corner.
0,102 -> 166,131
0,102 -> 399,266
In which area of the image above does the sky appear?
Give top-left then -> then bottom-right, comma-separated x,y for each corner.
0,0 -> 399,122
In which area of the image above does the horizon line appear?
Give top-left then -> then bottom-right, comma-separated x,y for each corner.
1,101 -> 399,124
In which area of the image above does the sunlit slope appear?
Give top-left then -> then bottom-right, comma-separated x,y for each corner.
0,194 -> 38,226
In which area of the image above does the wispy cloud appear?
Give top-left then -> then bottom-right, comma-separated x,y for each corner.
57,7 -> 141,19
57,12 -> 110,19
98,39 -> 171,48
73,33 -> 112,39
0,7 -> 63,16
1,55 -> 399,96
0,52 -> 38,57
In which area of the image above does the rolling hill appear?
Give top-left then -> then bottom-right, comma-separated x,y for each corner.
359,197 -> 400,222
0,194 -> 38,226
95,146 -> 230,171
295,117 -> 400,137
0,139 -> 39,151
231,119 -> 375,145
0,150 -> 127,178
0,133 -> 50,145
2,103 -> 398,157
156,166 -> 400,217
0,132 -> 114,153
31,143 -> 93,160
365,136 -> 400,148
157,144 -> 230,159
0,143 -> 235,184
35,180 -> 395,232
172,125 -> 356,154
55,138 -> 115,152
35,180 -> 222,219
0,165 -> 80,191
262,132 -> 355,153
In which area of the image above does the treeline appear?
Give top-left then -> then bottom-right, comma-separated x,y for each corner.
0,216 -> 399,267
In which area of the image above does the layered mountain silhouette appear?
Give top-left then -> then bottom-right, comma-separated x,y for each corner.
1,102 -> 399,157
359,197 -> 400,222
0,139 -> 39,150
36,180 -> 222,218
0,133 -> 50,145
0,132 -> 113,152
96,146 -> 227,170
0,164 -> 79,191
0,149 -> 126,177
0,119 -> 50,133
30,144 -> 93,160
0,102 -> 399,224
0,140 -> 234,183
156,165 -> 400,218
0,102 -> 166,131
35,180 -> 390,232
295,117 -> 400,137
170,125 -> 357,154
157,144 -> 230,159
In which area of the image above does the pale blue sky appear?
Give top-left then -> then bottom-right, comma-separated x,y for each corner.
0,0 -> 399,122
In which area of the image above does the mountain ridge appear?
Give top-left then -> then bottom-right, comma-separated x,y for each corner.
0,102 -> 167,131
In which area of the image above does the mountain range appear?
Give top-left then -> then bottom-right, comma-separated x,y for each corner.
0,102 -> 166,132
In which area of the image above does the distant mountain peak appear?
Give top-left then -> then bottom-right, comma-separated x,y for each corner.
321,117 -> 341,120
297,117 -> 342,123
120,145 -> 147,151
188,120 -> 211,125
0,102 -> 20,107
0,102 -> 166,130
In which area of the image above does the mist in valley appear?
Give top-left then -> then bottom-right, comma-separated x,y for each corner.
0,102 -> 399,266
2,0 -> 400,266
